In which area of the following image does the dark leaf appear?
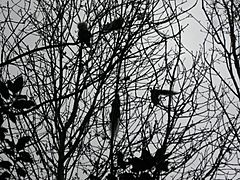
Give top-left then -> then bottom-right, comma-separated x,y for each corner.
129,157 -> 147,172
123,76 -> 130,81
0,81 -> 10,99
12,100 -> 25,109
12,100 -> 35,109
119,173 -> 135,180
16,136 -> 31,151
151,88 -> 179,106
0,96 -> 4,107
106,173 -> 117,180
150,89 -> 159,106
0,114 -> 4,127
103,17 -> 124,33
36,150 -> 41,156
8,113 -> 16,124
0,171 -> 11,180
137,13 -> 145,20
15,95 -> 27,100
0,161 -> 12,170
0,127 -> 7,133
23,100 -> 35,109
18,151 -> 33,163
110,93 -> 120,139
0,132 -> 6,141
78,22 -> 92,47
158,89 -> 179,95
7,80 -> 13,92
0,127 -> 8,141
141,149 -> 155,170
139,172 -> 153,180
3,148 -> 14,156
16,166 -> 27,177
5,139 -> 15,149
155,147 -> 169,172
89,174 -> 100,180
156,160 -> 169,172
11,76 -> 24,93
154,146 -> 170,162
116,151 -> 127,169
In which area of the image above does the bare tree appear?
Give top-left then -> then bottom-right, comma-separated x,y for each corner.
197,0 -> 240,179
0,0 -> 219,180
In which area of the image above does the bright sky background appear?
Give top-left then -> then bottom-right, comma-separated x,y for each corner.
182,1 -> 206,52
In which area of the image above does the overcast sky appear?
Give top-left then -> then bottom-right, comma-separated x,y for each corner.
182,1 -> 206,51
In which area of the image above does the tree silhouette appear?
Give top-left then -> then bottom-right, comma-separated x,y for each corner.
0,0 -> 226,180
199,0 -> 240,179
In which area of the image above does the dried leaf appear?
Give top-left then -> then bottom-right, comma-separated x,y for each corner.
7,80 -> 13,92
18,151 -> 33,163
139,172 -> 153,180
0,127 -> 8,141
129,157 -> 146,172
89,174 -> 100,180
16,136 -> 31,151
3,148 -> 14,156
8,112 -> 16,124
78,22 -> 92,47
0,171 -> 11,180
103,17 -> 124,33
11,76 -> 24,93
0,81 -> 9,99
15,95 -> 27,100
5,139 -> 15,149
141,149 -> 155,170
110,93 -> 120,140
119,173 -> 136,180
151,88 -> 178,106
150,89 -> 159,106
0,161 -> 12,170
0,96 -> 4,107
117,151 -> 127,169
0,114 -> 4,127
16,166 -> 27,177
12,100 -> 35,109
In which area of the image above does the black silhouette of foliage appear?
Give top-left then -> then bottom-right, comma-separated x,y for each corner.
17,151 -> 33,163
110,93 -> 121,140
151,88 -> 179,106
117,151 -> 127,169
140,149 -> 155,170
12,99 -> 35,110
139,172 -> 153,180
5,139 -> 15,150
0,81 -> 9,100
2,0 -> 237,179
78,22 -> 92,47
119,173 -> 135,180
0,127 -> 7,141
7,76 -> 23,94
88,174 -> 100,180
2,148 -> 14,156
103,17 -> 124,33
16,136 -> 31,151
0,161 -> 12,170
0,171 -> 11,180
16,166 -> 27,177
8,112 -> 16,124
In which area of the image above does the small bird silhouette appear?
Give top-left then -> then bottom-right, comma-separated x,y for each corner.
151,88 -> 179,106
78,22 -> 91,47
